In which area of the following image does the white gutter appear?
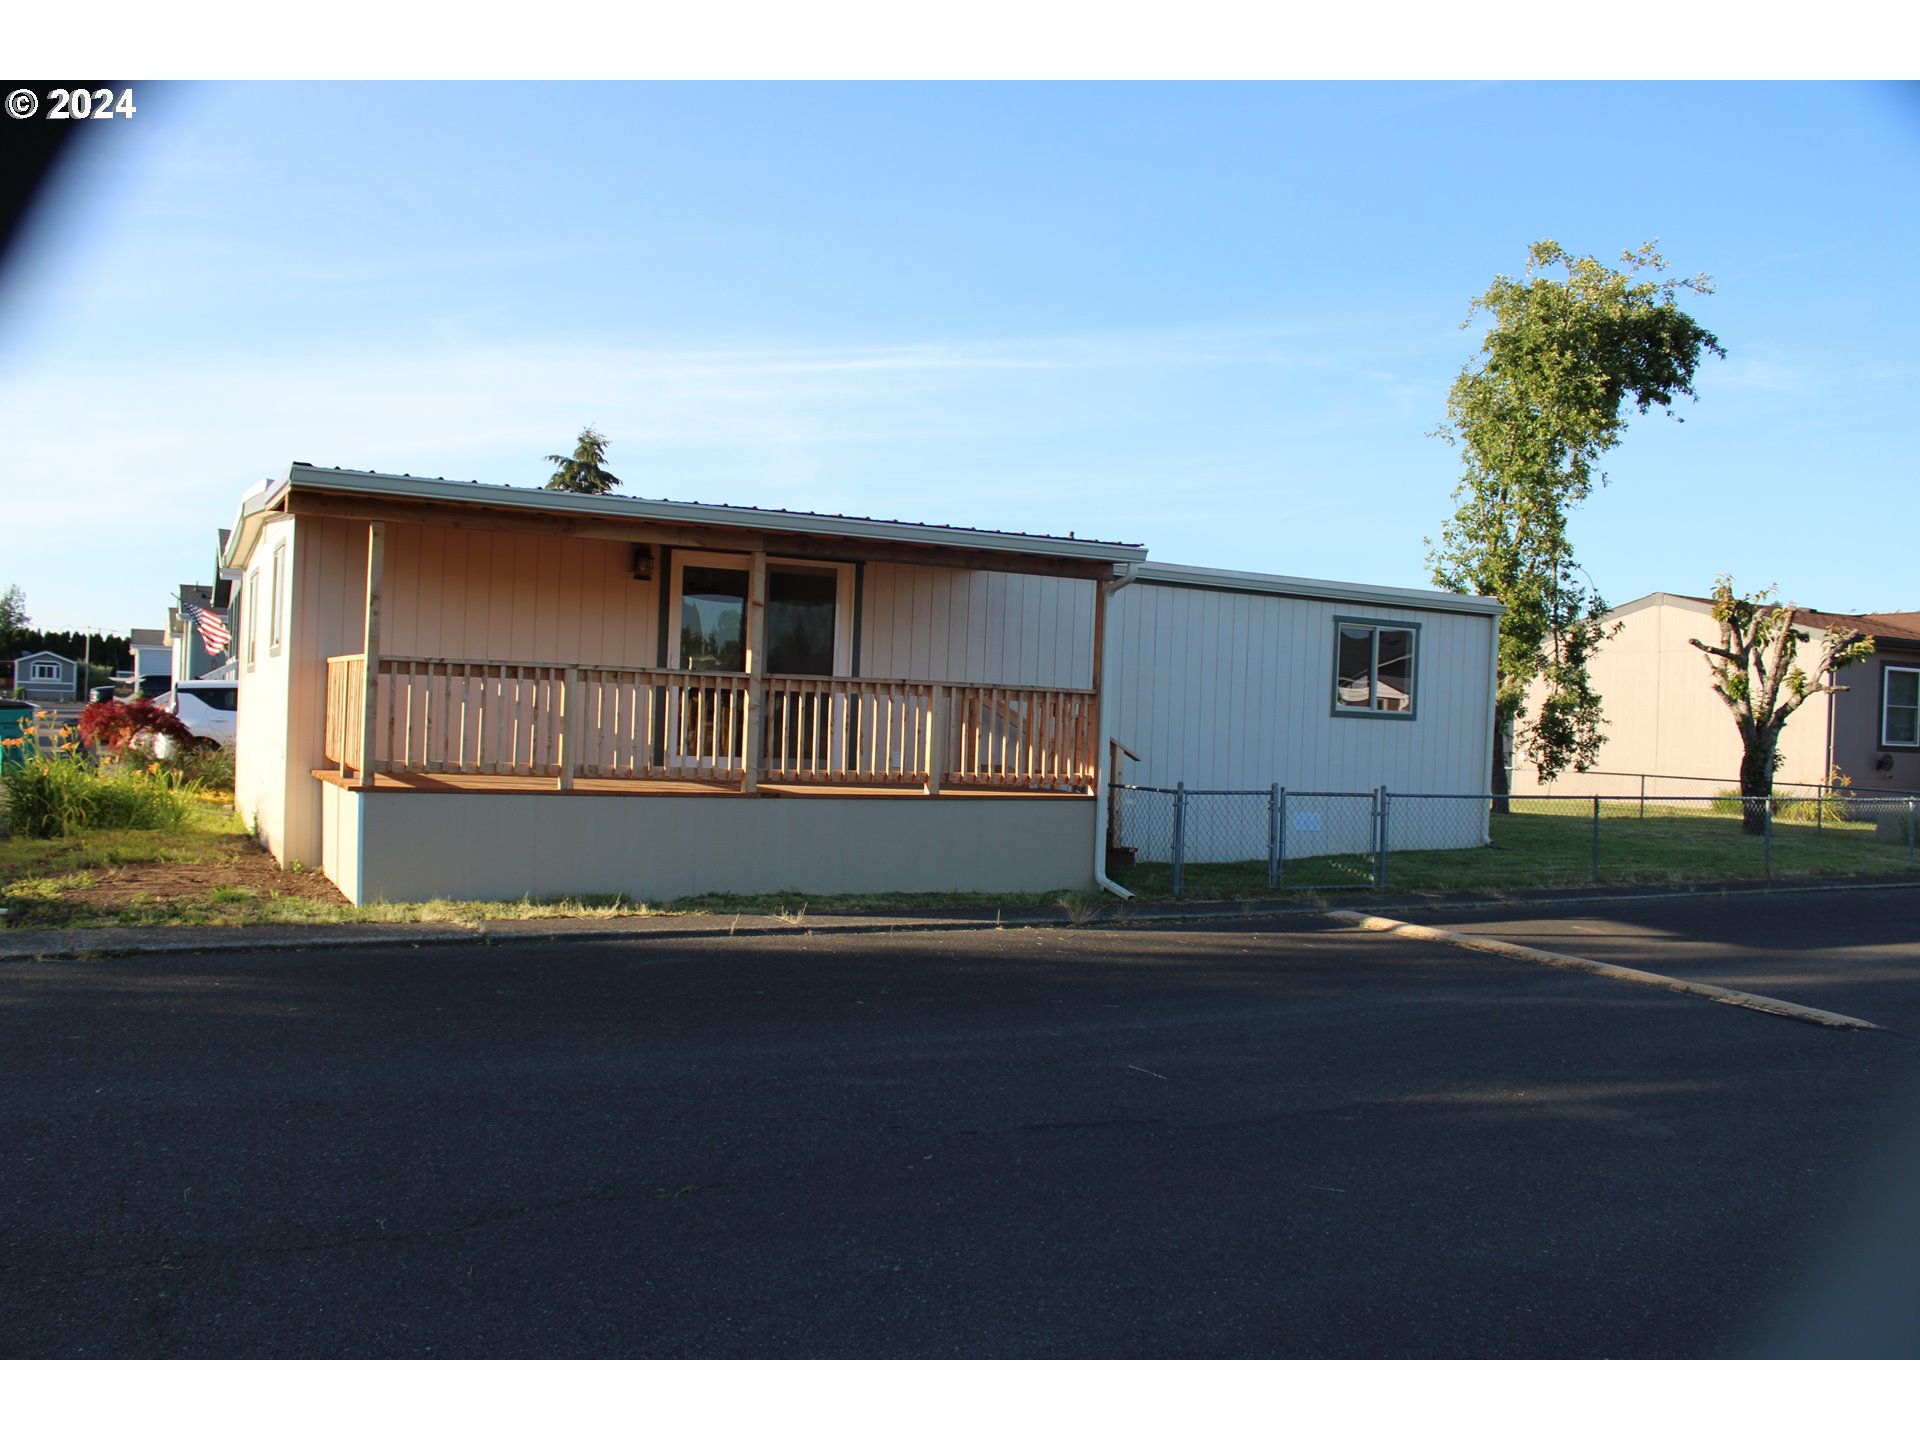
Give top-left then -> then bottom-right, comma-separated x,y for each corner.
220,477 -> 280,570
1093,563 -> 1142,902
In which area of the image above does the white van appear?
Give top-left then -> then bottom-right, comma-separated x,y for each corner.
154,680 -> 239,753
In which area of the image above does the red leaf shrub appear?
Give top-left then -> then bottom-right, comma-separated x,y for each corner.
80,697 -> 196,749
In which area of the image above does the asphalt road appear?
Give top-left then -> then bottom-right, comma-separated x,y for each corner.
4,889 -> 1919,1358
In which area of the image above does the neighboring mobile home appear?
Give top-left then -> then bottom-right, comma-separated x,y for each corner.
128,627 -> 173,687
1508,591 -> 1920,798
222,465 -> 1501,903
10,650 -> 79,704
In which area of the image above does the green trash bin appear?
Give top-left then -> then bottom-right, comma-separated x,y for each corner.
0,700 -> 35,772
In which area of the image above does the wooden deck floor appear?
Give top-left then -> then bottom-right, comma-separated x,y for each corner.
312,769 -> 1087,800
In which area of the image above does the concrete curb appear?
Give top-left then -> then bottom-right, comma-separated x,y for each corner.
3,877 -> 1914,965
1325,910 -> 1882,1032
0,905 -> 1357,963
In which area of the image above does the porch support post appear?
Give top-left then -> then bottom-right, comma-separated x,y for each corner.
357,521 -> 384,788
925,685 -> 946,795
742,548 -> 767,794
558,665 -> 579,791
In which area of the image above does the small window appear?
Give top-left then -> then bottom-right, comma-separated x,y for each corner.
246,571 -> 260,668
31,661 -> 59,680
1333,619 -> 1418,718
269,541 -> 286,655
1885,666 -> 1920,748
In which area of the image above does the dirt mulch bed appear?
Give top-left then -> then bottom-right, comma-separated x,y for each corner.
4,833 -> 350,927
77,839 -> 350,908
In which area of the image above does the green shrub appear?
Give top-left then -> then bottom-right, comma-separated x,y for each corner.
140,739 -> 235,796
1,743 -> 197,839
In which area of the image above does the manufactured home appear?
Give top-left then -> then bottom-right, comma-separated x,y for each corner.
10,650 -> 78,704
1507,592 -> 1920,798
222,466 -> 1501,903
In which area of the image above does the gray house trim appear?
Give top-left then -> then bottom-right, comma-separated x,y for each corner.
1881,663 -> 1920,750
1136,561 -> 1501,619
1329,615 -> 1421,722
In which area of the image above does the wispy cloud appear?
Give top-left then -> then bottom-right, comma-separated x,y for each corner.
0,324 -> 1436,627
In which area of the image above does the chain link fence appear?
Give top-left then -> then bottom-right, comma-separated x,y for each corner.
1112,784 -> 1920,899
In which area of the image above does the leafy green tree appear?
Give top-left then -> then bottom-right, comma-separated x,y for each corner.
1692,576 -> 1873,834
1430,239 -> 1724,798
545,426 -> 622,495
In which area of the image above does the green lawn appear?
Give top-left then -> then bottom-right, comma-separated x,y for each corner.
1122,801 -> 1917,901
5,789 -> 1912,930
0,791 -> 1091,930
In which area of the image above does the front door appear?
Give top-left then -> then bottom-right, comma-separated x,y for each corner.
668,555 -> 750,769
665,555 -> 854,771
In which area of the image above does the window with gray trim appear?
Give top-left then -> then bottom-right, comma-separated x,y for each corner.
1885,665 -> 1920,747
269,541 -> 286,655
245,571 -> 259,669
1334,620 -> 1417,717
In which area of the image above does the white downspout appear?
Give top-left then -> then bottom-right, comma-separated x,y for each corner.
1094,564 -> 1140,900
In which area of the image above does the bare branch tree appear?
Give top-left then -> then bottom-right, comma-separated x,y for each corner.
1690,575 -> 1873,834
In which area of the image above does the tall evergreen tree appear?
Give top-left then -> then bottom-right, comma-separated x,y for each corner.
545,426 -> 622,495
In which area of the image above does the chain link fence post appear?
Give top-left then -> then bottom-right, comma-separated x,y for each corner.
1764,796 -> 1774,879
1276,787 -> 1289,886
1171,780 -> 1186,899
1909,797 -> 1916,871
1375,785 -> 1389,893
1590,795 -> 1601,883
1267,783 -> 1281,891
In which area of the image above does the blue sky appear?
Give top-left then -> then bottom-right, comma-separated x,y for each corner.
3,81 -> 1916,633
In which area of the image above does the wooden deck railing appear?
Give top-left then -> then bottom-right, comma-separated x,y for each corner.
324,653 -> 365,774
323,656 -> 1095,793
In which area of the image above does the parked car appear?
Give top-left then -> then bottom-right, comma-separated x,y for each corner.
153,680 -> 239,755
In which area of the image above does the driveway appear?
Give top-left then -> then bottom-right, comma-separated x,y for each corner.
3,893 -> 1917,1358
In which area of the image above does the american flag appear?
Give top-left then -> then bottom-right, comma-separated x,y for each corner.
183,602 -> 231,656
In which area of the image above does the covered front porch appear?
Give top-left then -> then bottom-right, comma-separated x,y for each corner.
241,466 -> 1145,901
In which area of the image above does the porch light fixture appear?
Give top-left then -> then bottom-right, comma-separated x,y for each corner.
630,545 -> 654,581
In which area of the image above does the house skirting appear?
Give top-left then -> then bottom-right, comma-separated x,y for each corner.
319,788 -> 1098,904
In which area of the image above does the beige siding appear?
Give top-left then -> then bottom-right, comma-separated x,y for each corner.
381,523 -> 660,668
278,516 -> 372,865
1106,581 -> 1496,795
859,564 -> 1095,688
1510,597 -> 1832,797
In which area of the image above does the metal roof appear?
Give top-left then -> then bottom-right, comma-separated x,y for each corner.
226,465 -> 1147,569
219,465 -> 1511,623
1612,592 -> 1920,646
1134,561 -> 1504,618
